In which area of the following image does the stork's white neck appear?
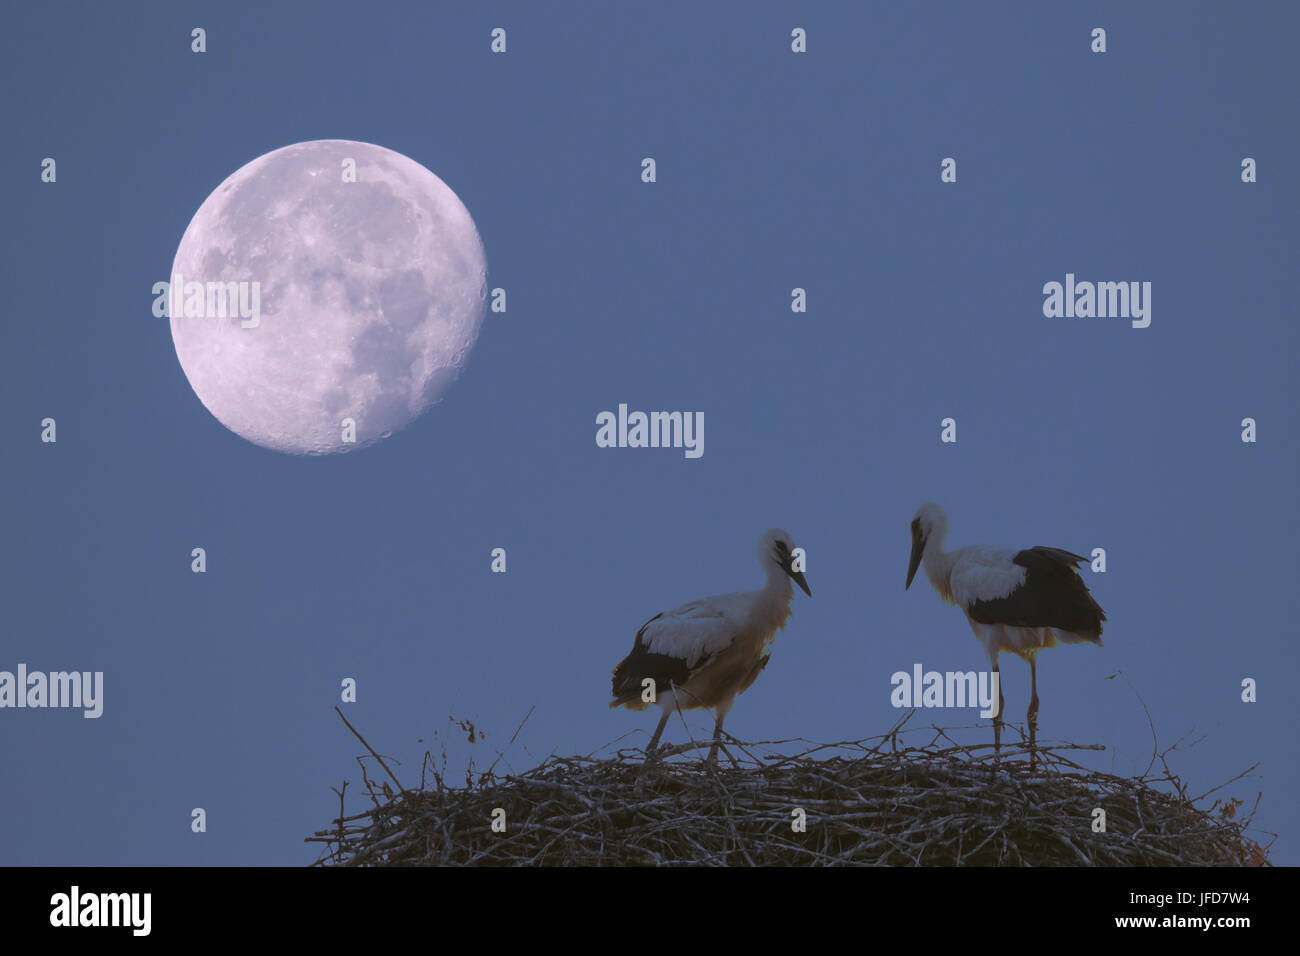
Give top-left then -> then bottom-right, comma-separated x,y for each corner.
751,552 -> 797,639
922,531 -> 957,604
760,555 -> 795,599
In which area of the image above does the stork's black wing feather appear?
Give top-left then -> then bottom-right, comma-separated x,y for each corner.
968,546 -> 1106,639
610,613 -> 692,702
1023,546 -> 1091,566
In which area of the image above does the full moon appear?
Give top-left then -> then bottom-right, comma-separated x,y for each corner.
168,140 -> 488,455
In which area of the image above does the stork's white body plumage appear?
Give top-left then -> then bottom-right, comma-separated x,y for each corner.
610,529 -> 811,765
923,542 -> 1098,660
906,503 -> 1105,762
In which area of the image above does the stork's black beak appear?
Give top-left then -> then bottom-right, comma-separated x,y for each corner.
790,568 -> 812,597
906,526 -> 925,590
773,544 -> 812,597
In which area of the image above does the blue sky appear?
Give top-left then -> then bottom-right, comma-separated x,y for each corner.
2,1 -> 1296,865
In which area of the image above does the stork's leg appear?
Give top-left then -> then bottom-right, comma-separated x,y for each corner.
634,707 -> 672,791
707,711 -> 725,765
1028,655 -> 1040,768
706,697 -> 736,766
644,707 -> 671,763
993,660 -> 1004,764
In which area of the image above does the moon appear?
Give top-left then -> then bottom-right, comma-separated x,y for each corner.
168,139 -> 488,455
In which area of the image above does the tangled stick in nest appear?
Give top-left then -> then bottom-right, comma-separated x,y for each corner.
307,709 -> 1272,867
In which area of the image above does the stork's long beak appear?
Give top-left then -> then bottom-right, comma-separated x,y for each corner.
790,568 -> 812,597
774,544 -> 812,597
905,528 -> 925,590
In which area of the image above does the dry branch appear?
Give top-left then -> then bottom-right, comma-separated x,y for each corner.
308,711 -> 1272,867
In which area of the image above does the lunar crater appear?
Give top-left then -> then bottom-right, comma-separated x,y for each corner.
169,140 -> 487,455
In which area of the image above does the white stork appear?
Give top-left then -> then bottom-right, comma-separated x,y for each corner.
905,503 -> 1105,763
610,528 -> 811,766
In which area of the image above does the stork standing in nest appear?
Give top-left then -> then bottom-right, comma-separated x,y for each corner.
905,503 -> 1105,765
610,528 -> 811,767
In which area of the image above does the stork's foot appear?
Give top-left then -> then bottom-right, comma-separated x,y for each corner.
706,734 -> 743,770
634,752 -> 665,793
1027,703 -> 1040,769
992,682 -> 1006,768
705,736 -> 741,769
636,741 -> 663,772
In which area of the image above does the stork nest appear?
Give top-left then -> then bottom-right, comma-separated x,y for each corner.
308,710 -> 1272,867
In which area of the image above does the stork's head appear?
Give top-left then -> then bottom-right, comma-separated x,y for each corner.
760,528 -> 811,597
906,503 -> 948,589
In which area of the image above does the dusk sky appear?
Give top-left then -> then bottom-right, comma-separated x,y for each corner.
2,1 -> 1295,866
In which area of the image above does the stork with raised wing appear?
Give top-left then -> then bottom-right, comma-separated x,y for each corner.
905,503 -> 1105,764
610,528 -> 811,767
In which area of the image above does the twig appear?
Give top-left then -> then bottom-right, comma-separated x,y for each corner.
335,705 -> 405,794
